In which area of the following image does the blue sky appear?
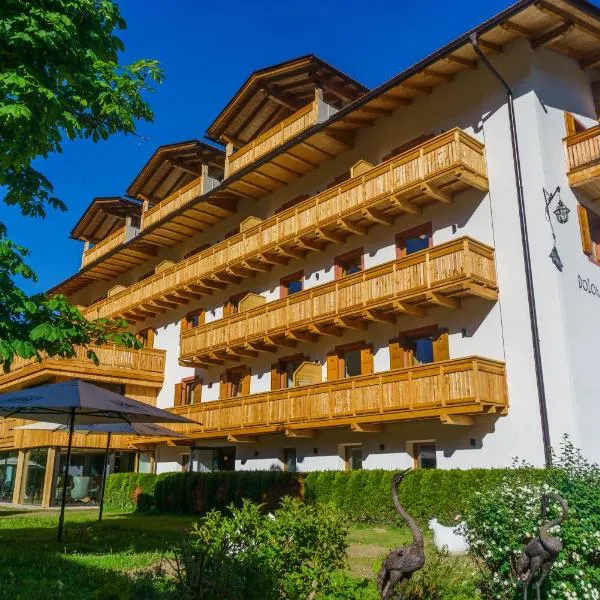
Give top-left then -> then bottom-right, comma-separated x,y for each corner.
5,0 -> 524,294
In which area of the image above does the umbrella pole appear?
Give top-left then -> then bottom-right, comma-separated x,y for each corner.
57,407 -> 75,542
98,432 -> 111,522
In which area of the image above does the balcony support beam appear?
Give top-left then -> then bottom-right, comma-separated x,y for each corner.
308,324 -> 343,337
285,428 -> 316,438
392,301 -> 427,317
391,194 -> 422,215
200,277 -> 227,290
351,422 -> 384,433
316,228 -> 345,244
243,258 -> 272,272
335,316 -> 368,331
287,330 -> 319,343
257,253 -> 287,266
421,183 -> 452,204
441,414 -> 475,426
228,434 -> 256,443
295,237 -> 326,252
362,207 -> 394,226
338,218 -> 368,236
427,293 -> 461,309
362,309 -> 396,325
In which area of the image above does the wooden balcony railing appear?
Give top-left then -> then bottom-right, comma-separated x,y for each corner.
83,129 -> 488,322
564,123 -> 600,201
227,102 -> 319,176
180,238 -> 497,365
167,357 -> 507,439
0,345 -> 166,392
81,226 -> 129,268
141,177 -> 208,230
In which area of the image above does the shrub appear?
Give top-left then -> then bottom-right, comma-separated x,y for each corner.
460,436 -> 600,599
170,497 -> 348,600
104,471 -> 302,513
304,468 -> 548,524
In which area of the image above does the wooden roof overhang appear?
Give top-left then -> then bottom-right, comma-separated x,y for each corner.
206,54 -> 368,146
70,197 -> 142,243
127,140 -> 225,202
51,0 -> 600,297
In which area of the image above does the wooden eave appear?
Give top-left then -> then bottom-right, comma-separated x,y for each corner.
70,197 -> 142,243
51,0 -> 600,297
127,140 -> 225,202
206,54 -> 368,145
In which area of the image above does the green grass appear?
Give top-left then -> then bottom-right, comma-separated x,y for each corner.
0,508 -> 472,599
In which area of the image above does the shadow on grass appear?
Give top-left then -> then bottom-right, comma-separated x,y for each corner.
0,512 -> 194,599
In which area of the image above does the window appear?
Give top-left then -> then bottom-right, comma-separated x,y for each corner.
271,355 -> 307,390
182,309 -> 205,332
280,271 -> 304,298
577,204 -> 600,266
220,367 -> 251,399
181,453 -> 190,473
396,223 -> 433,258
213,447 -> 235,471
137,451 -> 154,474
283,448 -> 297,473
223,291 -> 248,317
174,376 -> 201,406
334,248 -> 364,279
345,446 -> 363,471
327,343 -> 373,380
414,443 -> 437,469
136,328 -> 154,349
389,327 -> 449,369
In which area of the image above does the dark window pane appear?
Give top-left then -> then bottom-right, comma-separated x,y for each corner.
417,444 -> 437,469
405,234 -> 430,255
414,337 -> 434,364
287,279 -> 302,295
347,447 -> 363,470
345,349 -> 362,377
344,260 -> 362,276
284,448 -> 297,472
230,372 -> 243,397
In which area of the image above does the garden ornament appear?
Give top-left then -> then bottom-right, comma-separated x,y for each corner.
377,468 -> 425,599
428,518 -> 469,555
517,492 -> 568,600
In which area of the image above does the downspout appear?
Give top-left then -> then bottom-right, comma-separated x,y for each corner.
470,33 -> 552,467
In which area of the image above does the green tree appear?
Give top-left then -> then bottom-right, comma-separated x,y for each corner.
0,0 -> 164,370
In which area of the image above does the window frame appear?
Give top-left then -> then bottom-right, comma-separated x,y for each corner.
395,222 -> 433,259
334,247 -> 364,280
413,442 -> 437,469
223,291 -> 249,317
221,366 -> 251,399
136,328 -> 155,349
182,308 -> 205,332
578,204 -> 600,266
389,325 -> 449,369
344,445 -> 363,471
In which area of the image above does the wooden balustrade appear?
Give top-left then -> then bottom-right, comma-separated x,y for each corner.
81,226 -> 127,268
0,345 -> 166,392
227,103 -> 318,176
141,177 -> 206,230
564,124 -> 600,201
167,357 -> 507,439
83,129 -> 488,322
180,237 -> 497,366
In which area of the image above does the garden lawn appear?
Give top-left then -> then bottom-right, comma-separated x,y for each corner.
0,508 -> 470,599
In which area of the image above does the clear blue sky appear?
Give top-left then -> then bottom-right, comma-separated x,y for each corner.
3,0 -> 533,294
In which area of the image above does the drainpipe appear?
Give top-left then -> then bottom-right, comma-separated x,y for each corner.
470,33 -> 552,468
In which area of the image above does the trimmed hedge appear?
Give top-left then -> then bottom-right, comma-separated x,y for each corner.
104,468 -> 550,523
304,468 -> 550,523
104,470 -> 301,514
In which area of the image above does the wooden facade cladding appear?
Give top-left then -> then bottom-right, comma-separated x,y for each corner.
179,237 -> 497,367
0,345 -> 166,393
565,123 -> 600,202
164,357 -> 507,440
82,129 -> 488,322
227,102 -> 322,176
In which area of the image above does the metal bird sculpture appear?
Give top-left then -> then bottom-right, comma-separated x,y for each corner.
377,468 -> 425,599
517,492 -> 568,600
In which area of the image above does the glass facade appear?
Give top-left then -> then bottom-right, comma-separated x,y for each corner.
53,450 -> 105,506
0,452 -> 18,502
22,448 -> 48,505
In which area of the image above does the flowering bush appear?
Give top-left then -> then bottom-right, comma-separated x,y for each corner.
460,436 -> 600,599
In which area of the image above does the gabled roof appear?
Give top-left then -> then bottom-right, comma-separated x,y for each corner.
71,197 -> 143,242
127,140 -> 225,202
206,54 -> 368,145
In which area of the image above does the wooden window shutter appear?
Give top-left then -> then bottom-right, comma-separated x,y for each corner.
241,368 -> 251,396
326,351 -> 339,381
271,363 -> 281,391
223,301 -> 232,317
147,328 -> 155,349
193,377 -> 202,404
219,373 -> 228,400
578,205 -> 593,256
360,345 -> 374,375
180,318 -> 187,333
173,383 -> 182,407
389,338 -> 404,370
433,329 -> 450,362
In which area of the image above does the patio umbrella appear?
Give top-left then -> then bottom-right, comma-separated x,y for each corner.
15,421 -> 188,521
0,380 -> 193,540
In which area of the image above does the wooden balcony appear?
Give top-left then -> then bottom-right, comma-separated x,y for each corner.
227,102 -> 321,177
83,129 -> 488,322
167,357 -> 507,439
564,124 -> 600,202
81,225 -> 128,268
0,345 -> 166,393
140,175 -> 220,233
180,238 -> 497,366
